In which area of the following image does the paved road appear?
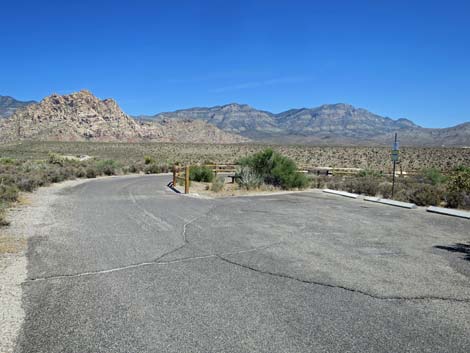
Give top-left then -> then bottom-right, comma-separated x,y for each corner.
16,175 -> 470,352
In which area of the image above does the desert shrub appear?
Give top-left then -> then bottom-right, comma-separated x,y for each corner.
447,166 -> 470,193
405,183 -> 445,206
238,148 -> 309,189
0,184 -> 19,202
144,156 -> 155,165
445,191 -> 470,210
358,169 -> 383,178
0,158 -> 16,165
15,175 -> 43,192
235,166 -> 263,190
419,168 -> 447,185
189,166 -> 214,182
128,163 -> 145,174
96,160 -> 119,176
343,177 -> 380,196
0,210 -> 9,226
144,163 -> 169,174
211,176 -> 225,192
377,181 -> 393,198
48,152 -> 65,166
75,168 -> 87,178
86,167 -> 98,178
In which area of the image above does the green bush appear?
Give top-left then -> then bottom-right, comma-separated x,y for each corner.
238,148 -> 309,190
0,184 -> 19,203
86,167 -> 97,178
189,166 -> 214,182
211,176 -> 225,192
96,160 -> 119,176
447,166 -> 470,193
420,168 -> 447,185
144,156 -> 155,165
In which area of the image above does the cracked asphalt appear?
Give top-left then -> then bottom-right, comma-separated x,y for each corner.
16,175 -> 470,352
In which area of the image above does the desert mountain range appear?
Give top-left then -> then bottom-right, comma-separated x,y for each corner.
1,91 -> 469,146
0,91 -> 247,144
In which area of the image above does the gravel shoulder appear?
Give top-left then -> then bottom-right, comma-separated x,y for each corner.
0,178 -> 92,353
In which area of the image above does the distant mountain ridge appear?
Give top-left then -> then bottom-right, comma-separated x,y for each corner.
145,103 -> 469,146
0,91 -> 248,144
1,92 -> 468,146
0,95 -> 37,118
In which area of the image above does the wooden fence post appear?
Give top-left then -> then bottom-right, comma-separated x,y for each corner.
172,165 -> 177,186
185,166 -> 190,194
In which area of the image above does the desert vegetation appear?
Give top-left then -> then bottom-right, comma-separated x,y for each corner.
0,153 -> 169,226
316,165 -> 470,209
237,148 -> 309,190
0,141 -> 469,227
1,141 -> 468,172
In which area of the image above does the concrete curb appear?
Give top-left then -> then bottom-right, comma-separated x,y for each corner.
323,189 -> 359,199
426,206 -> 470,219
365,198 -> 417,209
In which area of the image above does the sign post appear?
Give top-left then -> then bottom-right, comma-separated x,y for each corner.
391,133 -> 399,199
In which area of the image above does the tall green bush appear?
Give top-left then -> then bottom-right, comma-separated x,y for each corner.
238,149 -> 309,189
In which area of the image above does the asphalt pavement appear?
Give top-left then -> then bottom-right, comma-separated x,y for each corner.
15,175 -> 470,352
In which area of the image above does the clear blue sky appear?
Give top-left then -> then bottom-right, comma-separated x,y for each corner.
1,0 -> 469,127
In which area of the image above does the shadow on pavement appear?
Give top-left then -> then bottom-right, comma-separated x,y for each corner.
434,243 -> 470,261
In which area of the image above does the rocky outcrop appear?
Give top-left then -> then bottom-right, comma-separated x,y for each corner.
0,91 -> 248,144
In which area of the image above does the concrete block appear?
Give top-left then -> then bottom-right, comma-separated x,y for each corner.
364,196 -> 380,202
323,189 -> 359,199
376,199 -> 417,209
427,206 -> 470,219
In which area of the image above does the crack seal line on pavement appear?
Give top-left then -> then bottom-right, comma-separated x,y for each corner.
215,255 -> 470,303
24,243 -> 280,283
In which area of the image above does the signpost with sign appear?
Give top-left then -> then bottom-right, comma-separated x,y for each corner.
391,133 -> 399,198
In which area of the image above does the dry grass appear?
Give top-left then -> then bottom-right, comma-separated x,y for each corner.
0,234 -> 26,254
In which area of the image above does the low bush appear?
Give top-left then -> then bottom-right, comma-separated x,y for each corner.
419,168 -> 447,185
406,183 -> 445,206
144,163 -> 169,174
189,166 -> 214,182
86,167 -> 97,178
144,156 -> 155,165
0,210 -> 9,226
235,166 -> 263,190
0,184 -> 19,203
96,160 -> 119,176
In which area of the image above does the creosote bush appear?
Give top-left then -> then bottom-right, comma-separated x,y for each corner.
238,148 -> 309,190
189,166 -> 214,182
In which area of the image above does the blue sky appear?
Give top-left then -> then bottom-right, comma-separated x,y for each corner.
0,0 -> 469,127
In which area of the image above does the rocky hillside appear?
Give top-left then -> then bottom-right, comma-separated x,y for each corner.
0,95 -> 36,118
151,103 -> 281,138
147,103 -> 469,146
0,91 -> 248,144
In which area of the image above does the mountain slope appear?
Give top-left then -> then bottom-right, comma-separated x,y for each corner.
145,103 -> 469,146
152,103 -> 282,138
0,95 -> 37,118
0,91 -> 248,143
